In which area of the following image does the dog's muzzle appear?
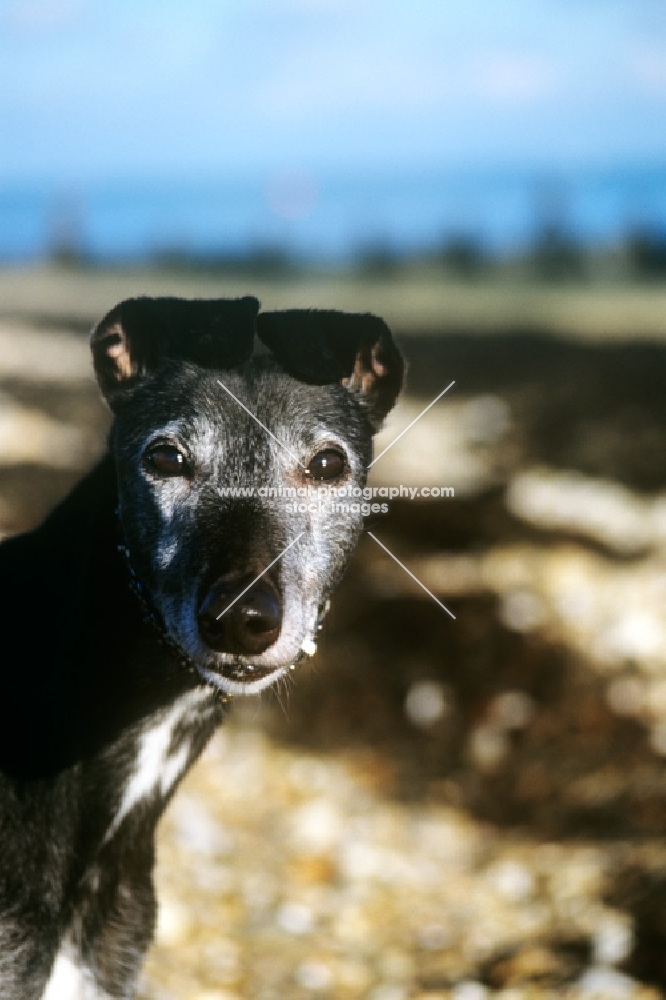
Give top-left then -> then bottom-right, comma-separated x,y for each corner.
197,575 -> 282,656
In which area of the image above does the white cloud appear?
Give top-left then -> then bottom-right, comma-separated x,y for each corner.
630,47 -> 666,96
4,0 -> 87,32
255,49 -> 454,119
473,52 -> 558,105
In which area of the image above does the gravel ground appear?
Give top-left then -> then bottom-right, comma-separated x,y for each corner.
140,719 -> 664,1000
2,288 -> 666,998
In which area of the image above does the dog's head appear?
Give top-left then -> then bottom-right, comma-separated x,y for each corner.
91,296 -> 403,694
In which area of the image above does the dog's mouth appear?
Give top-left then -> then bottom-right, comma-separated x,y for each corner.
193,645 -> 310,695
223,660 -> 280,682
178,597 -> 330,696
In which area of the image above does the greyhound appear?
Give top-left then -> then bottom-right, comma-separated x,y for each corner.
0,295 -> 403,999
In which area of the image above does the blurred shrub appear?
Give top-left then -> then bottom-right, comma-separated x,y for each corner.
438,233 -> 486,279
152,244 -> 296,277
531,224 -> 586,282
356,241 -> 402,277
626,229 -> 666,280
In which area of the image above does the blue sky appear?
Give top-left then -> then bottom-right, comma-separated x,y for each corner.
1,0 -> 666,184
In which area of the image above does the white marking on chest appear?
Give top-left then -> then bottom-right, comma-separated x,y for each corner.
41,937 -> 111,1000
105,689 -> 211,842
155,535 -> 180,570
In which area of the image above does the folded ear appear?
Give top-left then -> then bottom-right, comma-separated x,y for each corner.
91,295 -> 260,406
256,309 -> 403,428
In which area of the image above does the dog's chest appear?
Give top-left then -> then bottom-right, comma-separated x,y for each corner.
105,686 -> 219,841
41,940 -> 109,1000
38,689 -> 221,1000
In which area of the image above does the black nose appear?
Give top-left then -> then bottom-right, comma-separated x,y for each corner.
197,576 -> 282,655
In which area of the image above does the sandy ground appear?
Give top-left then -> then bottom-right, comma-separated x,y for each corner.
2,269 -> 666,998
3,264 -> 666,341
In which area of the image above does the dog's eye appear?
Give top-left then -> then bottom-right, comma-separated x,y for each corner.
307,448 -> 346,481
145,444 -> 190,478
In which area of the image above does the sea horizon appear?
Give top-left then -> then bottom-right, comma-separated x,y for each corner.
1,164 -> 665,266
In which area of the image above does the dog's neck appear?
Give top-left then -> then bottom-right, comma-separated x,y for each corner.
115,511 -> 205,675
0,456 -> 225,781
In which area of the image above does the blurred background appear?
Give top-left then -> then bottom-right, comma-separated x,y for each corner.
3,1 -> 666,998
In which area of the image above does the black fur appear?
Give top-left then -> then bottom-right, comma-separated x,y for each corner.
0,297 -> 402,998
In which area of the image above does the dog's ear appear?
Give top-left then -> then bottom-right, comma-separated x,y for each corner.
91,296 -> 260,405
256,309 -> 403,428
